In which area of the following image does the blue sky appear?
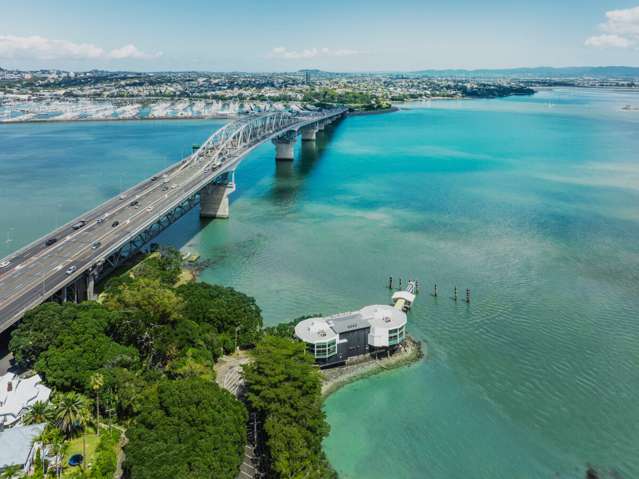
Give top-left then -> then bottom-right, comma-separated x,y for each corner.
1,0 -> 638,71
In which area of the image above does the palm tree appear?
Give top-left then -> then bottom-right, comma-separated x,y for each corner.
90,373 -> 104,435
22,400 -> 53,425
77,406 -> 92,471
53,392 -> 91,439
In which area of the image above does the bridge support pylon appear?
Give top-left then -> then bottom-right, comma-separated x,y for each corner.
272,131 -> 297,161
301,125 -> 319,141
200,172 -> 236,219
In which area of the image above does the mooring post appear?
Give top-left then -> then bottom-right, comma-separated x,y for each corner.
399,278 -> 402,290
466,288 -> 471,304
415,280 -> 419,294
388,276 -> 393,289
453,286 -> 457,301
432,283 -> 437,297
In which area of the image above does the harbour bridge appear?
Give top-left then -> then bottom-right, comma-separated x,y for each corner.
0,108 -> 347,333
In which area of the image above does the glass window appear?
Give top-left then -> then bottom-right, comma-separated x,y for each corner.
313,339 -> 337,358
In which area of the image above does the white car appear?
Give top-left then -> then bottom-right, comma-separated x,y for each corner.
0,260 -> 10,268
65,265 -> 77,275
171,184 -> 177,189
146,206 -> 153,212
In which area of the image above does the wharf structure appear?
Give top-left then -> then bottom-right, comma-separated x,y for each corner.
294,281 -> 417,368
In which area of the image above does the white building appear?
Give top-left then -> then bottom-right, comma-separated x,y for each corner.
0,373 -> 51,428
295,304 -> 407,367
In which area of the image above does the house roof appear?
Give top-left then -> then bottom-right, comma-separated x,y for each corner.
0,423 -> 45,469
0,373 -> 52,427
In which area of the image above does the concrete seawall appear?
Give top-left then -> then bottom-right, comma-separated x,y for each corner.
321,335 -> 424,398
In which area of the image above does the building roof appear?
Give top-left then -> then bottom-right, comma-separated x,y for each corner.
326,311 -> 370,334
295,304 -> 407,344
294,318 -> 338,344
362,304 -> 407,331
0,373 -> 52,427
0,423 -> 45,469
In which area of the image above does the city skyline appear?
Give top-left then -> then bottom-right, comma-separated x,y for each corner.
1,0 -> 639,71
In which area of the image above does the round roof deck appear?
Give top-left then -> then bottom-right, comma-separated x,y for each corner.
361,304 -> 407,330
294,318 -> 338,344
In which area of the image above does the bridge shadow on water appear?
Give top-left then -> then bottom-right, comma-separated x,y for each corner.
269,122 -> 340,208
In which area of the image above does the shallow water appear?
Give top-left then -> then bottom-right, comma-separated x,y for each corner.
1,89 -> 638,478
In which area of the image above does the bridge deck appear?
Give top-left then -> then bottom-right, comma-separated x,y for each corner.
0,109 -> 346,332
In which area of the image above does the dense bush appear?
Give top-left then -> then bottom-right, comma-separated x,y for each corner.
9,302 -> 115,369
243,336 -> 334,479
35,314 -> 138,393
124,378 -> 246,479
90,428 -> 121,479
176,282 -> 263,347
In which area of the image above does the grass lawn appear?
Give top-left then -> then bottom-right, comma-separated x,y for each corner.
61,432 -> 100,477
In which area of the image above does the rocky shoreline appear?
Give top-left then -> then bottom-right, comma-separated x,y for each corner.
320,335 -> 424,398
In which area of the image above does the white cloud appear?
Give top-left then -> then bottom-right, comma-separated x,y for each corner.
269,46 -> 358,59
585,5 -> 639,48
0,34 -> 161,61
107,44 -> 162,60
585,33 -> 633,48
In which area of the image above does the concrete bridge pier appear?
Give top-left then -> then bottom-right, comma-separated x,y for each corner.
301,124 -> 319,141
272,131 -> 297,161
86,266 -> 100,301
200,172 -> 236,219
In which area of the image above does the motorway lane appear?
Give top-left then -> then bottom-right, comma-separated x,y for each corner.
0,146 -> 226,317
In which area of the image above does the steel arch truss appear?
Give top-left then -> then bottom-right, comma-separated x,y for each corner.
101,193 -> 200,275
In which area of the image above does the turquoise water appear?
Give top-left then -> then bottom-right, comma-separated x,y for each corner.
1,89 -> 639,478
0,119 -> 224,258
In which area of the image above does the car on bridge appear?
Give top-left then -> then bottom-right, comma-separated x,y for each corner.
0,260 -> 10,269
45,238 -> 58,246
111,221 -> 119,228
65,265 -> 77,275
91,241 -> 101,250
72,220 -> 87,230
97,217 -> 105,224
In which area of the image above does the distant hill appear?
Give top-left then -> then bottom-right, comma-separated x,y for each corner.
411,66 -> 639,79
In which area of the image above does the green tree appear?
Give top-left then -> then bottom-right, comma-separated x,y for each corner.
265,417 -> 318,479
35,314 -> 138,393
100,367 -> 146,421
135,247 -> 182,285
243,336 -> 332,479
124,378 -> 247,479
52,392 -> 92,439
9,302 -> 109,369
90,373 -> 104,435
91,429 -> 121,479
177,282 -> 262,347
104,278 -> 183,364
21,400 -> 53,425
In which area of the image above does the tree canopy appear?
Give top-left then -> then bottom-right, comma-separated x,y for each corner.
124,378 -> 247,479
9,302 -> 115,369
35,312 -> 138,393
177,282 -> 263,347
243,336 -> 333,479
